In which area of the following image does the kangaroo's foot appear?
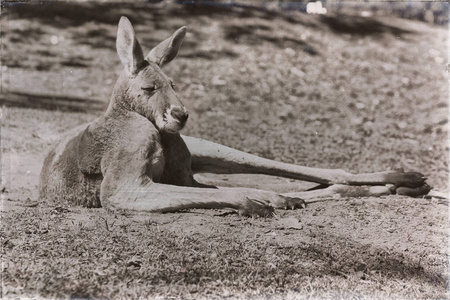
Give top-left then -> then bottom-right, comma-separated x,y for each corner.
383,169 -> 430,197
385,169 -> 427,188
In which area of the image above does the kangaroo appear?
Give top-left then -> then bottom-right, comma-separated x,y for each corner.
39,17 -> 430,217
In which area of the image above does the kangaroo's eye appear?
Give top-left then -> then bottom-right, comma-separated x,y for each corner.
141,85 -> 158,92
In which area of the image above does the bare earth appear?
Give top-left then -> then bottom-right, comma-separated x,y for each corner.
1,3 -> 449,299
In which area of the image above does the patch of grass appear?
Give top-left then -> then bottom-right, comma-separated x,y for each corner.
1,207 -> 447,299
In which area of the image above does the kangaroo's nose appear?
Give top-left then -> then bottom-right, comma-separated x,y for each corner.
171,107 -> 189,123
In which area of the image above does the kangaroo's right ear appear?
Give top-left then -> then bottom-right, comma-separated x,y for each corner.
116,17 -> 145,76
146,26 -> 186,67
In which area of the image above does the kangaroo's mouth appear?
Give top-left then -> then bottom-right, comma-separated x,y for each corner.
160,117 -> 183,134
163,120 -> 186,133
159,105 -> 188,133
162,122 -> 180,133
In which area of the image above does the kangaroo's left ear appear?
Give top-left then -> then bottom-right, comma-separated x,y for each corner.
116,17 -> 145,76
146,26 -> 186,67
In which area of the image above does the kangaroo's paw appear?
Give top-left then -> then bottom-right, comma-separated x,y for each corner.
390,183 -> 432,197
271,195 -> 307,210
239,198 -> 275,218
385,169 -> 427,189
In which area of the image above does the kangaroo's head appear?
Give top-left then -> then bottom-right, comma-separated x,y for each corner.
112,17 -> 188,134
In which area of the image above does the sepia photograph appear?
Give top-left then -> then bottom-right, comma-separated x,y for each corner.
1,0 -> 448,299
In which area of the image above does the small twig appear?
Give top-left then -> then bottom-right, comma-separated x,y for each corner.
99,216 -> 115,232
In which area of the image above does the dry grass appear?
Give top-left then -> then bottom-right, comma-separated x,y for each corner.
2,206 -> 447,299
1,2 -> 448,299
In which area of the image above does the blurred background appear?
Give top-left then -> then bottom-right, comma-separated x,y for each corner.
1,0 -> 448,191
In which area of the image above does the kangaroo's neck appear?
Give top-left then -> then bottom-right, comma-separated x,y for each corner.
105,73 -> 133,116
105,95 -> 131,116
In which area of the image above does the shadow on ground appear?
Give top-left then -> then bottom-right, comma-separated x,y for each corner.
320,15 -> 413,37
4,2 -> 416,53
0,92 -> 107,113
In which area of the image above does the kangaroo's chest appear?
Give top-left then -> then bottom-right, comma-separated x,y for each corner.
158,133 -> 195,186
140,134 -> 195,186
76,117 -> 193,185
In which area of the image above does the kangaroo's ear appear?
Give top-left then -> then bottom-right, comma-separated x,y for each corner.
146,26 -> 186,67
116,17 -> 145,76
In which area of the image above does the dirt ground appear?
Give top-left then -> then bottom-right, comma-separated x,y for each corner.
1,2 -> 449,299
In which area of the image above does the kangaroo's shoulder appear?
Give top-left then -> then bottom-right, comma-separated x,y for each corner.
78,113 -> 161,172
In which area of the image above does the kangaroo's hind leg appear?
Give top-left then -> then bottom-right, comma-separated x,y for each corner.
182,135 -> 430,197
